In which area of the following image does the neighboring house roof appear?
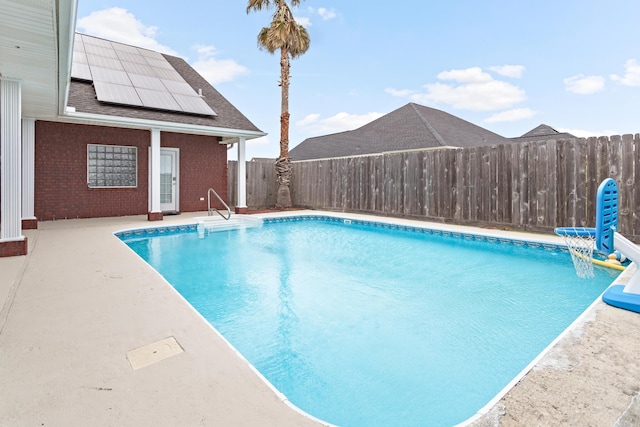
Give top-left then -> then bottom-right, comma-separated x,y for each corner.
65,34 -> 263,139
289,103 -> 513,161
510,124 -> 577,143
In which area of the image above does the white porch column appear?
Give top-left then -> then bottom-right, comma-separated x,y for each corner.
0,77 -> 27,256
148,128 -> 162,220
236,136 -> 247,212
21,117 -> 36,228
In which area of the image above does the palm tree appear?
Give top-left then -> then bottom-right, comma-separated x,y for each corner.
247,0 -> 310,208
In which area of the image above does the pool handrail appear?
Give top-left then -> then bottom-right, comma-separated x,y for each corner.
207,187 -> 231,220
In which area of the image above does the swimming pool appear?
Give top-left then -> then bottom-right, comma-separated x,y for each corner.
118,215 -> 618,427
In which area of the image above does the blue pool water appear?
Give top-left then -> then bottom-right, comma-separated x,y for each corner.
120,216 -> 617,427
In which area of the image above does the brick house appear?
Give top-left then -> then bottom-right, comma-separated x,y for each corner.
0,2 -> 264,257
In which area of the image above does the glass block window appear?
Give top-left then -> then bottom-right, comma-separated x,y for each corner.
87,144 -> 137,188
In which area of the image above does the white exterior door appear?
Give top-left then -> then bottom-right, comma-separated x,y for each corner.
160,148 -> 179,212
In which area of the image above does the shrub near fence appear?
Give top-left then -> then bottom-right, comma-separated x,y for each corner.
229,135 -> 640,241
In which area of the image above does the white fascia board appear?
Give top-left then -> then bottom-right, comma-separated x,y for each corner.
59,110 -> 267,140
57,0 -> 79,116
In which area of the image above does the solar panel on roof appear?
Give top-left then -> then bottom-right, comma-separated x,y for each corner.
172,94 -> 216,116
136,88 -> 182,111
73,43 -> 85,55
116,51 -> 149,65
112,43 -> 140,54
137,49 -> 164,59
83,43 -> 119,58
144,57 -> 175,70
128,74 -> 165,90
71,63 -> 92,81
82,36 -> 112,47
152,68 -> 183,82
73,37 -> 87,57
86,54 -> 124,70
72,33 -> 216,116
73,51 -> 88,64
90,67 -> 132,85
93,81 -> 143,106
161,79 -> 197,95
121,61 -> 156,77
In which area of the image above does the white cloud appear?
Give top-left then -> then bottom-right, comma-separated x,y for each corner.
437,67 -> 493,83
385,88 -> 414,97
389,67 -> 527,112
307,7 -> 338,21
294,16 -> 312,27
77,8 -> 248,85
556,127 -> 619,138
610,59 -> 640,86
296,113 -> 322,127
191,45 -> 249,84
76,7 -> 177,55
409,67 -> 526,111
564,74 -> 605,94
317,8 -> 337,20
296,111 -> 384,135
485,108 -> 537,123
488,65 -> 525,78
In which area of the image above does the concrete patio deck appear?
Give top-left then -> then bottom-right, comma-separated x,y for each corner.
0,213 -> 325,427
1,211 -> 640,426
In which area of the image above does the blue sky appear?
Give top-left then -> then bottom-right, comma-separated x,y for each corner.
76,0 -> 640,160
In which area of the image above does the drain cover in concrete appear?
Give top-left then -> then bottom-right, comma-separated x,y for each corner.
126,336 -> 184,370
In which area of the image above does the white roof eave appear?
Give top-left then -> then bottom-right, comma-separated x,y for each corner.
58,109 -> 267,140
0,0 -> 77,118
57,0 -> 79,116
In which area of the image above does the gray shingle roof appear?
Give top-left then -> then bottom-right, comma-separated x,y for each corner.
289,103 -> 512,161
67,34 -> 261,134
510,124 -> 576,143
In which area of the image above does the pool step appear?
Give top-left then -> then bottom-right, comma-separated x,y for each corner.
195,215 -> 263,237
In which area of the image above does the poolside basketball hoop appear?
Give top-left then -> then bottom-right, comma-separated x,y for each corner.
553,227 -> 596,279
556,178 -> 640,313
555,178 -> 619,279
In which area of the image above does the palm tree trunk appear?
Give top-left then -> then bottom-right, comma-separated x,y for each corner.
276,46 -> 292,208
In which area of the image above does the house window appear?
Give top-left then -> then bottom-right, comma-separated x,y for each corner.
87,144 -> 137,188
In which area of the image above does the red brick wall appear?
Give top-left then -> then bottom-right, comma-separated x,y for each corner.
161,132 -> 228,212
0,238 -> 28,257
34,121 -> 228,221
35,121 -> 150,220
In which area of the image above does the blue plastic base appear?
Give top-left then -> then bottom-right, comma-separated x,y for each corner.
602,285 -> 640,313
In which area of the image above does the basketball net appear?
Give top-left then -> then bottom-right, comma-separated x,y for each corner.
554,228 -> 596,279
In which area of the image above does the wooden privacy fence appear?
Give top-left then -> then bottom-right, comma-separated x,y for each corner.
229,134 -> 640,241
228,158 -> 278,208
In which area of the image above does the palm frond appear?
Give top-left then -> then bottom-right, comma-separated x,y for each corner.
247,0 -> 303,14
256,2 -> 310,56
246,0 -> 274,13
